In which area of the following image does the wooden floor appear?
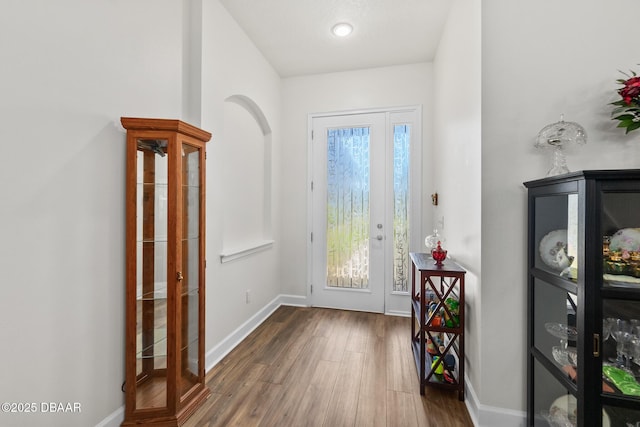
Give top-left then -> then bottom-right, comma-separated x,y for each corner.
184,306 -> 473,427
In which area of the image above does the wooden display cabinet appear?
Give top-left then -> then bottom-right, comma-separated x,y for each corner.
121,117 -> 211,426
410,252 -> 466,400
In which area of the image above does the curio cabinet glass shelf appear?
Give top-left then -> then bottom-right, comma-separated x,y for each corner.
121,117 -> 211,426
525,170 -> 640,427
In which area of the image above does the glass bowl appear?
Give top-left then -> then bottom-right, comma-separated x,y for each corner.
552,346 -> 578,367
545,322 -> 578,341
552,346 -> 571,366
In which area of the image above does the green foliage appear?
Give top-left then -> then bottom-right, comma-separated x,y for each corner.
611,67 -> 640,134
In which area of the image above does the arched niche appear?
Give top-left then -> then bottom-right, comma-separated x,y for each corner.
220,95 -> 273,262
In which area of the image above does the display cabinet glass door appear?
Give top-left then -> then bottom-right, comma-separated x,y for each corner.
531,191 -> 581,426
600,188 -> 640,425
136,138 -> 170,410
179,142 -> 201,400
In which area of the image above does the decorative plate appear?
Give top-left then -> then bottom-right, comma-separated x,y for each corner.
610,228 -> 640,252
549,395 -> 610,427
539,229 -> 573,271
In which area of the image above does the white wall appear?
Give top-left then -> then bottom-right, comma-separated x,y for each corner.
0,1 -> 284,426
0,1 -> 184,426
433,0 -> 482,421
280,64 -> 434,306
200,0 -> 283,361
481,0 -> 640,422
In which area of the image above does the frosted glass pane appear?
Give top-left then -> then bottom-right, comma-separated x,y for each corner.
326,127 -> 370,289
393,125 -> 410,292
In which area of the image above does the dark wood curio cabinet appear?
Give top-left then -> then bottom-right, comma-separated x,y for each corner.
121,117 -> 211,426
525,170 -> 640,427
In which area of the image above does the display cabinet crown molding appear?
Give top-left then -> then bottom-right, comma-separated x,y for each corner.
121,117 -> 212,142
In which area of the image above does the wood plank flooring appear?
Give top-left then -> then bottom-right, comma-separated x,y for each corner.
184,306 -> 473,427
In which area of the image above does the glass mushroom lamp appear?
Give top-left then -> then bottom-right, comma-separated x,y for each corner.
535,115 -> 587,176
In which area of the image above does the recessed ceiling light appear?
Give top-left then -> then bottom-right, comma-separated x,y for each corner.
331,22 -> 353,37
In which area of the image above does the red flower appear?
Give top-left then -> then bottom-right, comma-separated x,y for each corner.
611,68 -> 640,134
619,76 -> 640,105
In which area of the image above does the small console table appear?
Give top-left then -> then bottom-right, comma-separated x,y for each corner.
410,252 -> 466,400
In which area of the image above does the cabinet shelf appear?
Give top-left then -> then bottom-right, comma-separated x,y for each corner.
530,267 -> 578,293
138,239 -> 169,244
410,340 -> 461,388
531,346 -> 578,395
138,181 -> 168,185
137,327 -> 167,359
138,289 -> 168,300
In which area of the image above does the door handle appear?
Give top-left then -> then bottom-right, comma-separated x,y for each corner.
374,235 -> 383,240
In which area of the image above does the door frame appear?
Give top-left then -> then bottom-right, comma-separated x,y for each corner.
306,105 -> 423,315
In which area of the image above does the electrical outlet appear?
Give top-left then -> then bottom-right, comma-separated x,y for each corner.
245,289 -> 250,304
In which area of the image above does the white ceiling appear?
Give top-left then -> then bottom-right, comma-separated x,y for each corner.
219,0 -> 453,78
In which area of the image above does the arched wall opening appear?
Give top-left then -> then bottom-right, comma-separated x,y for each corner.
220,94 -> 273,262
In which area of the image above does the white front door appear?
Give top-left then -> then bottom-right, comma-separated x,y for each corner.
310,108 -> 422,314
311,113 -> 387,312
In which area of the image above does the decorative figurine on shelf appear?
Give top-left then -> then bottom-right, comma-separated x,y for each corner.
534,114 -> 587,176
431,241 -> 447,266
425,228 -> 444,251
427,338 -> 438,355
431,356 -> 444,375
444,297 -> 460,327
443,354 -> 457,384
603,235 -> 611,256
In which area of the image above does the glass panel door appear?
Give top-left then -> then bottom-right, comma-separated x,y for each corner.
311,110 -> 420,313
135,138 -> 169,410
600,189 -> 640,425
312,113 -> 385,313
326,127 -> 370,289
392,124 -> 410,292
531,191 -> 579,424
180,143 -> 201,399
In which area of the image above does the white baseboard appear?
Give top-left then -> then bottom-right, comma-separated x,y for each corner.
385,309 -> 410,317
94,405 -> 123,427
277,293 -> 308,307
465,377 -> 526,427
